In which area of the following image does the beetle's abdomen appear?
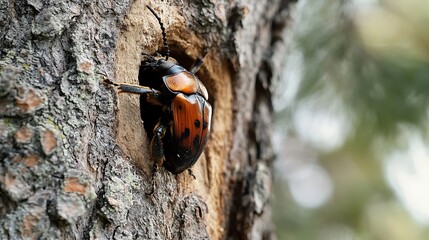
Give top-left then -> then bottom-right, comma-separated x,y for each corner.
163,93 -> 212,173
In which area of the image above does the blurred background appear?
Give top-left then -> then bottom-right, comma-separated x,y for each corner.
272,0 -> 429,239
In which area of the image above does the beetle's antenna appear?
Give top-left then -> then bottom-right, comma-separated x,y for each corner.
146,5 -> 170,61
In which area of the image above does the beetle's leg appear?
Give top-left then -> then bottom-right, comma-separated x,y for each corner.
187,169 -> 196,180
141,52 -> 156,61
189,58 -> 204,74
146,121 -> 167,195
115,83 -> 160,96
104,79 -> 163,105
141,53 -> 160,69
190,50 -> 208,74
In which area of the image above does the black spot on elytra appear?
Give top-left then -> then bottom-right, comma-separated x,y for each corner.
181,128 -> 190,139
203,122 -> 208,129
194,119 -> 200,128
193,135 -> 200,148
178,105 -> 183,110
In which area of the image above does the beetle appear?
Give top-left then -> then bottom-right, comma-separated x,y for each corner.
105,5 -> 212,192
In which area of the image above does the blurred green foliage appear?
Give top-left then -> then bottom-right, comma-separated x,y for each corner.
273,0 -> 429,239
276,0 -> 429,149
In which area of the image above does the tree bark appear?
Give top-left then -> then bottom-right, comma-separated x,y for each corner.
0,0 -> 291,239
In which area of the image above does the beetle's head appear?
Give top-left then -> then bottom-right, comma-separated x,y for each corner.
156,58 -> 180,72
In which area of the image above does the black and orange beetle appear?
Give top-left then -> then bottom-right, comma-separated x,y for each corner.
105,6 -> 212,190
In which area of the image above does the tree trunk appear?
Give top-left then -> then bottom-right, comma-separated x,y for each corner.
0,0 -> 291,239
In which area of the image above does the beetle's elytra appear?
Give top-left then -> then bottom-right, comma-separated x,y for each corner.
105,5 -> 212,192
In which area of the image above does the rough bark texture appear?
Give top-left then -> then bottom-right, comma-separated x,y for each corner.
0,0 -> 291,239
